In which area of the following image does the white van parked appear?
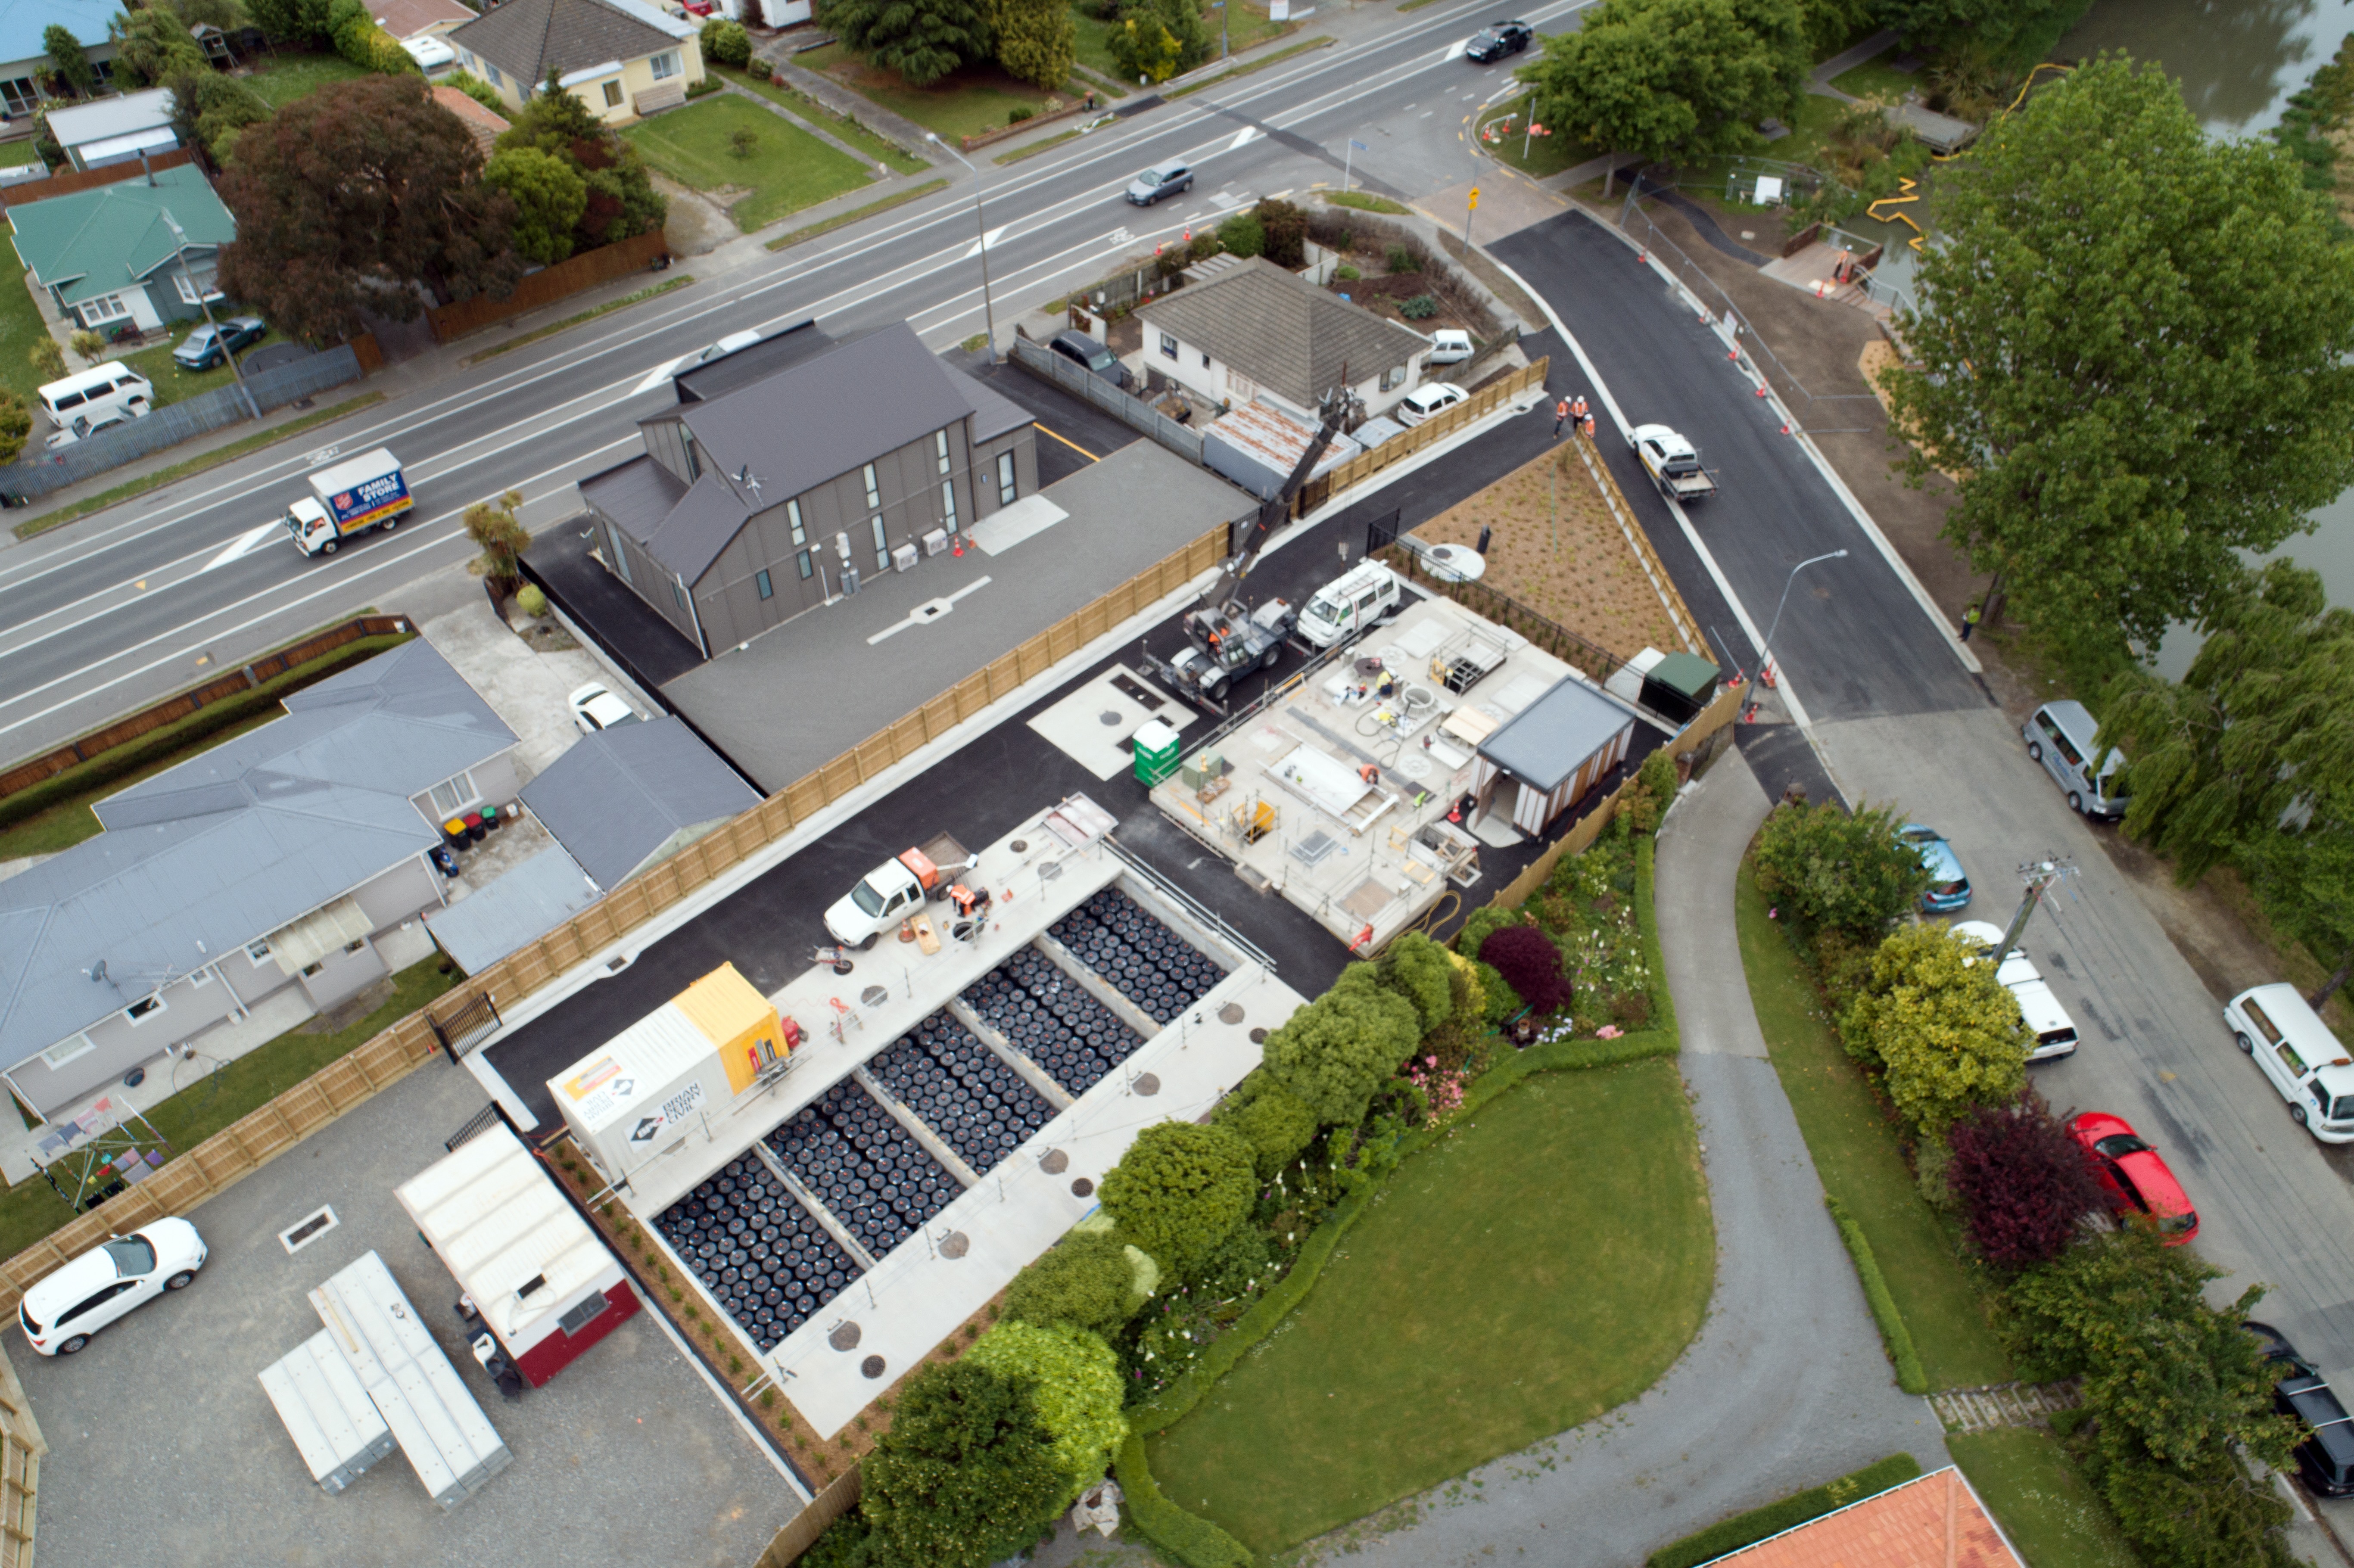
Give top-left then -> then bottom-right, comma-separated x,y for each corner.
37,362 -> 155,432
1297,560 -> 1405,649
1952,921 -> 2080,1061
2024,699 -> 2127,821
2226,983 -> 2354,1141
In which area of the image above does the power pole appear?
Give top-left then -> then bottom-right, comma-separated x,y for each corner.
1994,856 -> 2077,959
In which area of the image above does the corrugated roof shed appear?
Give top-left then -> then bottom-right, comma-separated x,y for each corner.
424,846 -> 601,974
519,715 -> 758,890
1137,255 -> 1428,411
1475,674 -> 1637,791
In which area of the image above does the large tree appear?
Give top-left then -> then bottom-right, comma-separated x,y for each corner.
1096,1120 -> 1255,1273
1879,0 -> 2092,63
483,146 -> 589,264
2100,561 -> 2354,884
2239,818 -> 2354,1010
41,25 -> 96,97
858,1358 -> 1067,1568
1841,923 -> 2028,1137
217,75 -> 523,343
494,82 -> 667,252
816,0 -> 990,87
109,6 -> 210,86
1519,0 -> 1809,191
1883,56 -> 2354,647
987,0 -> 1075,89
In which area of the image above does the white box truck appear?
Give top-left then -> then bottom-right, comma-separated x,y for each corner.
286,448 -> 412,556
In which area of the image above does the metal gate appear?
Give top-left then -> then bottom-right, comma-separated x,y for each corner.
1364,508 -> 1401,557
427,992 -> 502,1063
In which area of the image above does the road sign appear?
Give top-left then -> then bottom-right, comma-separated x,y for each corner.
1468,187 -> 1480,208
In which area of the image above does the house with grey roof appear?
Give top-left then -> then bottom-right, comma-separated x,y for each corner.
8,162 -> 231,334
1471,674 -> 1640,837
0,640 -> 519,1117
576,320 -> 1039,654
43,87 -> 178,172
447,0 -> 702,124
1135,255 -> 1440,423
519,714 -> 758,892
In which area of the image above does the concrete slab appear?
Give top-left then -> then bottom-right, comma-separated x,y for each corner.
1026,664 -> 1199,781
660,442 -> 1252,792
420,598 -> 613,781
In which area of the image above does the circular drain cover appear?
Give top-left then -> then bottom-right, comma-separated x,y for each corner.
1218,1002 -> 1245,1025
1401,754 -> 1431,779
1011,840 -> 1027,852
861,985 -> 888,1007
1040,1148 -> 1069,1174
1133,1073 -> 1161,1096
1071,1177 -> 1095,1197
1249,1027 -> 1268,1044
861,1355 -> 887,1379
1100,710 -> 1123,726
940,1231 -> 969,1259
829,1321 -> 862,1351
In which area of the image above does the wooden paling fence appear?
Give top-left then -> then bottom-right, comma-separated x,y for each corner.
756,1468 -> 861,1567
1289,357 -> 1548,518
0,1346 -> 39,1568
0,526 -> 1228,1314
426,231 -> 671,342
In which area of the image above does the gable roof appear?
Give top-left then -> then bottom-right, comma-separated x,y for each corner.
0,0 -> 115,64
431,84 -> 512,157
1137,256 -> 1429,410
8,163 -> 233,307
1476,673 -> 1637,790
447,0 -> 691,86
1700,1468 -> 2023,1568
44,88 -> 177,151
519,715 -> 757,890
0,641 -> 517,1071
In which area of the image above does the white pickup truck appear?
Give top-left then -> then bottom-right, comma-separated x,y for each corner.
822,832 -> 976,948
1628,425 -> 1718,502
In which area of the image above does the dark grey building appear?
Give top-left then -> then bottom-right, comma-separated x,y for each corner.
577,322 -> 1038,655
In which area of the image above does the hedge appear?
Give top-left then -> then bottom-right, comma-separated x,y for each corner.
1825,1196 -> 1928,1394
0,635 -> 411,834
1644,1452 -> 1924,1568
1115,834 -> 1681,1566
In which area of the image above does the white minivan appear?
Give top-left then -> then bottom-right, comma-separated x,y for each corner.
2226,983 -> 2354,1141
37,361 -> 155,432
1297,560 -> 1404,650
2024,699 -> 2127,821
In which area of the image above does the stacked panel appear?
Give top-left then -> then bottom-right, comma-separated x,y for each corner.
656,1151 -> 863,1352
1049,887 -> 1224,1024
765,1080 -> 959,1259
962,949 -> 1146,1096
867,1011 -> 1056,1174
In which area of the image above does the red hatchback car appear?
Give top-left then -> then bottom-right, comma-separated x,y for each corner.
2069,1112 -> 2198,1244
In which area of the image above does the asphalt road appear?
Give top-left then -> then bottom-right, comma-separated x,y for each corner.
0,0 -> 1594,769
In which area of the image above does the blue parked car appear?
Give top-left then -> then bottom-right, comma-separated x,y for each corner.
1901,824 -> 1971,912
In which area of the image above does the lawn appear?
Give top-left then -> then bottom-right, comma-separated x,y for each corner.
119,321 -> 289,410
0,141 -> 39,169
710,67 -> 929,174
1473,93 -> 1604,178
0,269 -> 52,408
800,43 -> 1076,143
1732,862 -> 2014,1388
0,955 -> 458,1261
241,50 -> 374,110
623,95 -> 875,231
1146,1058 -> 1712,1555
1831,57 -> 1923,104
1948,1429 -> 2144,1568
1071,7 -> 1127,86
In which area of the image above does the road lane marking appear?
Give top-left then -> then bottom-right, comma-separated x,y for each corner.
202,523 -> 285,573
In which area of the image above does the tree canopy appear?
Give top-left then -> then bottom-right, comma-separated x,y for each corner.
1002,1231 -> 1148,1337
1879,0 -> 2092,62
483,146 -> 590,265
494,84 -> 668,251
1096,1120 -> 1255,1272
986,0 -> 1077,88
109,6 -> 210,86
816,0 -> 991,87
963,1322 -> 1127,1505
1753,799 -> 1929,938
2239,822 -> 2354,1010
1841,924 -> 2027,1137
1944,1089 -> 2100,1269
1258,962 -> 1424,1126
858,1358 -> 1067,1568
42,25 -> 96,97
1882,56 -> 2354,647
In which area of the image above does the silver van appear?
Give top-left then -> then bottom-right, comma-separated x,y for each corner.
2024,700 -> 2126,820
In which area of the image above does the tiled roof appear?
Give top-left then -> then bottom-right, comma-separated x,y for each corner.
431,84 -> 511,157
446,0 -> 691,87
1703,1468 -> 2024,1568
1137,255 -> 1428,410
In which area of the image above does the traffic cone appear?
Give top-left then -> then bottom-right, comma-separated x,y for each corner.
1761,660 -> 1778,689
1728,345 -> 1739,361
1756,384 -> 1769,398
1781,421 -> 1792,435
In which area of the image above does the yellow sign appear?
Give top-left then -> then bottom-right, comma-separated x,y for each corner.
1468,187 -> 1481,208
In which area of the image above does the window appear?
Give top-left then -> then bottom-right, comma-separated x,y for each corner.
246,938 -> 272,965
459,49 -> 475,70
941,480 -> 957,530
1201,351 -> 1211,369
2244,1000 -> 2282,1046
80,294 -> 130,326
787,498 -> 805,546
650,51 -> 681,80
997,451 -> 1017,505
125,994 -> 166,1025
607,521 -> 634,584
1159,333 -> 1178,361
0,77 -> 36,116
683,432 -> 701,482
797,550 -> 813,580
189,967 -> 212,989
342,939 -> 366,956
1383,365 -> 1408,391
671,578 -> 686,610
603,81 -> 624,108
863,464 -> 880,510
40,1035 -> 95,1071
485,63 -> 504,87
427,771 -> 479,817
755,568 -> 773,601
936,430 -> 952,475
2278,1040 -> 2312,1079
871,516 -> 888,571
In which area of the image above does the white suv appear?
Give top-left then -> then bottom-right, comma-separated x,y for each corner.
20,1218 -> 207,1356
1952,921 -> 2080,1061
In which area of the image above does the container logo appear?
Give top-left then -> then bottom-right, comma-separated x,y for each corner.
625,1080 -> 707,1145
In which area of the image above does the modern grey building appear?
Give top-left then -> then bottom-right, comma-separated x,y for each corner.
0,641 -> 518,1117
577,321 -> 1039,654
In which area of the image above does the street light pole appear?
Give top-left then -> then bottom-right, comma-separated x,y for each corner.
1753,548 -> 1847,685
162,207 -> 257,420
927,135 -> 997,364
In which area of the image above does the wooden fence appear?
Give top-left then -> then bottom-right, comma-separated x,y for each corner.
0,148 -> 194,208
755,1468 -> 861,1568
0,1346 -> 40,1568
1289,357 -> 1548,519
425,231 -> 672,343
1562,428 -> 1704,656
0,614 -> 413,802
0,526 -> 1228,1312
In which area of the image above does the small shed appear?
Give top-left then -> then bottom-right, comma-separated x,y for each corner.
1471,675 -> 1638,835
1201,402 -> 1363,501
424,845 -> 602,974
518,715 -> 759,892
395,1122 -> 640,1389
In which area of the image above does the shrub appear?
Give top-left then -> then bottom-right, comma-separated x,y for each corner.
1840,924 -> 2027,1137
1398,293 -> 1439,320
1620,746 -> 1679,834
1259,964 -> 1423,1125
859,1359 -> 1068,1568
1097,1121 -> 1256,1272
1216,1075 -> 1320,1178
1479,924 -> 1571,1015
1008,105 -> 1034,123
445,70 -> 508,117
701,17 -> 754,66
68,329 -> 106,364
729,125 -> 759,157
1003,1232 -> 1144,1336
1385,243 -> 1420,273
965,1322 -> 1127,1505
1255,196 -> 1307,268
1216,212 -> 1265,258
750,57 -> 775,80
1946,1090 -> 2102,1269
514,583 -> 548,618
1453,902 -> 1520,958
1753,799 -> 1930,938
1378,930 -> 1454,1032
27,337 -> 65,382
1825,1197 -> 1926,1392
1335,262 -> 1361,281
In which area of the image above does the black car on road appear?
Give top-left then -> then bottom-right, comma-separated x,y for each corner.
2247,1321 -> 2354,1497
173,316 -> 268,370
1465,20 -> 1533,61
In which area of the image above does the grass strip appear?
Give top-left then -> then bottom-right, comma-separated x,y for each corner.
712,66 -> 929,172
1646,1453 -> 1925,1568
12,392 -> 387,540
1398,0 -> 1451,11
1167,36 -> 1333,98
996,126 -> 1089,164
766,177 -> 950,250
462,275 -> 692,364
1826,1195 -> 1930,1393
1946,1428 -> 2145,1568
1323,190 -> 1411,214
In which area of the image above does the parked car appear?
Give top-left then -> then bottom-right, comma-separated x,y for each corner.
44,400 -> 147,451
2247,1322 -> 2354,1497
2225,982 -> 2354,1141
1464,19 -> 1534,60
1395,382 -> 1468,425
1427,328 -> 1475,365
1899,824 -> 1971,912
1951,921 -> 2080,1061
402,33 -> 456,71
569,682 -> 641,735
19,1219 -> 207,1356
173,315 -> 268,370
1125,162 -> 1193,205
2024,698 -> 2127,820
1048,330 -> 1131,390
2068,1112 -> 2197,1244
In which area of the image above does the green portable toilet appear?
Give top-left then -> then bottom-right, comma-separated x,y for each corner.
1133,719 -> 1183,786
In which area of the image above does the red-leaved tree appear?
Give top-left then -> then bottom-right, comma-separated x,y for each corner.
1946,1090 -> 2102,1269
1478,925 -> 1572,1015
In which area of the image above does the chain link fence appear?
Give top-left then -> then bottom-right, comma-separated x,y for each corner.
0,345 -> 365,503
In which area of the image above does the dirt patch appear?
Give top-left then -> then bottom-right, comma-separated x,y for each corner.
654,172 -> 740,254
1859,339 -> 1968,485
1409,442 -> 1691,662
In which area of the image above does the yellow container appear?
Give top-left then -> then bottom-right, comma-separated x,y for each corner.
673,963 -> 785,1094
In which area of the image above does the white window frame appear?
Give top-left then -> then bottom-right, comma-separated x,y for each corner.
862,463 -> 880,510
40,1034 -> 96,1071
80,294 -> 131,326
935,430 -> 951,475
996,451 -> 1017,505
940,480 -> 957,530
124,993 -> 167,1025
602,80 -> 624,108
427,770 -> 480,818
1159,333 -> 1178,361
485,63 -> 504,88
246,937 -> 272,965
188,966 -> 212,988
650,50 -> 681,81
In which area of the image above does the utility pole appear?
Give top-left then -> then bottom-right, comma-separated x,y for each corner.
927,136 -> 996,364
1994,856 -> 2077,959
162,207 -> 257,420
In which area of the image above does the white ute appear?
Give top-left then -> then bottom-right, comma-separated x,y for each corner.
1628,424 -> 1718,501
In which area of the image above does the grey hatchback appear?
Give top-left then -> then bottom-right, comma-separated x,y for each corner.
1126,162 -> 1193,205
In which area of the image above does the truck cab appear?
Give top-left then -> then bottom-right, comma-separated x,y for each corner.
283,498 -> 346,556
1628,424 -> 1717,502
823,834 -> 974,947
1297,562 -> 1404,650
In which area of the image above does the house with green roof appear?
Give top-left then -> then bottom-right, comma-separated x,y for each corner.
6,162 -> 234,336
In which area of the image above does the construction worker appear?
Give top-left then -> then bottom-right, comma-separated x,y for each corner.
1582,412 -> 1597,440
1959,602 -> 1982,642
950,883 -> 991,919
1553,397 -> 1570,437
1571,395 -> 1589,429
1358,762 -> 1380,786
